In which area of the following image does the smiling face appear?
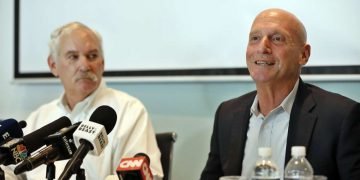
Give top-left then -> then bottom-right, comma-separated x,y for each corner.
48,26 -> 104,102
246,9 -> 310,86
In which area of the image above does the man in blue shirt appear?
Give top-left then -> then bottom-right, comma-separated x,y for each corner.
201,8 -> 360,180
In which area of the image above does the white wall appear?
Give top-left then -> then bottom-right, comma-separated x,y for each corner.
1,1 -> 360,180
17,0 -> 360,74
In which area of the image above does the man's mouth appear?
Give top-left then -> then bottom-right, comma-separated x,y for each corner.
255,60 -> 275,66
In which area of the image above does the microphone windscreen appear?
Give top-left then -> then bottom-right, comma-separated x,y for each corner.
89,105 -> 117,134
18,121 -> 27,128
135,152 -> 151,165
0,119 -> 24,143
23,116 -> 72,153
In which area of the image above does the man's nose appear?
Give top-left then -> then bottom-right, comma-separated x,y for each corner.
257,37 -> 272,54
78,56 -> 91,71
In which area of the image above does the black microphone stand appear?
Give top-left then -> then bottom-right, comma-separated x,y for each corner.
59,160 -> 86,180
46,162 -> 56,180
59,142 -> 91,180
45,161 -> 86,180
76,167 -> 85,180
0,167 -> 5,180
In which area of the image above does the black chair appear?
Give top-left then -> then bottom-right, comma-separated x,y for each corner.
156,132 -> 177,180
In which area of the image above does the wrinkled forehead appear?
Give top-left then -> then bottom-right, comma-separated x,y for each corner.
63,27 -> 99,43
59,28 -> 101,52
251,9 -> 307,43
253,10 -> 294,29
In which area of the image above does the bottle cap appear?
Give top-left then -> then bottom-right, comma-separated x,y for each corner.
258,147 -> 271,157
291,146 -> 306,156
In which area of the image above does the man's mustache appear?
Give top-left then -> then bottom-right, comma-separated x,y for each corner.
75,72 -> 98,82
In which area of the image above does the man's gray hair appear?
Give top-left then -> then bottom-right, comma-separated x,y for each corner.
48,22 -> 104,60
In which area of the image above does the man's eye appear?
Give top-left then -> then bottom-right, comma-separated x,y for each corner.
87,53 -> 99,60
272,35 -> 284,43
249,35 -> 260,42
68,54 -> 78,60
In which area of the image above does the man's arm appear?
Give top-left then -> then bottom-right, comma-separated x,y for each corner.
113,99 -> 164,179
200,104 -> 224,180
337,102 -> 360,179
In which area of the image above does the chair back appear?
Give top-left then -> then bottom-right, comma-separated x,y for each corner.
156,132 -> 177,180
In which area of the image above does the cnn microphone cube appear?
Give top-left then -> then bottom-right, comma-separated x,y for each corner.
117,156 -> 153,180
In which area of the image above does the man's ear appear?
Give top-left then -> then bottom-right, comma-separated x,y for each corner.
300,44 -> 311,66
101,58 -> 105,72
47,55 -> 58,77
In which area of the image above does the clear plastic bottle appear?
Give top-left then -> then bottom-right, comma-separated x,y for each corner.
251,147 -> 280,180
284,146 -> 314,180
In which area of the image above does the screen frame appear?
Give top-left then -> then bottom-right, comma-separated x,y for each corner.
13,0 -> 360,82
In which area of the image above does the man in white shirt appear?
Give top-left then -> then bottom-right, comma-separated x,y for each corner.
14,22 -> 163,179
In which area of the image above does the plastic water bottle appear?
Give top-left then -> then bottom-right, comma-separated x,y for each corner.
251,147 -> 280,180
284,146 -> 313,180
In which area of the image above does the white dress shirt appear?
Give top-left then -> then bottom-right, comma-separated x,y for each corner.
19,81 -> 163,180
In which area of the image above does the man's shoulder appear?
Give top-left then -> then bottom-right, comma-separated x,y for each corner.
27,99 -> 60,117
102,87 -> 137,100
303,82 -> 358,105
217,90 -> 256,111
98,87 -> 146,108
24,99 -> 62,133
223,90 -> 257,105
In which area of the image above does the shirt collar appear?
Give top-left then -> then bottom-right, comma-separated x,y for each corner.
250,79 -> 300,116
57,80 -> 106,113
281,79 -> 299,114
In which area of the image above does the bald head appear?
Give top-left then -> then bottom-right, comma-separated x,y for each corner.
252,8 -> 307,45
246,8 -> 311,86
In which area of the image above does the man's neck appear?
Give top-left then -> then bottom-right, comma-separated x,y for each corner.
63,81 -> 103,110
256,80 -> 297,116
64,93 -> 90,110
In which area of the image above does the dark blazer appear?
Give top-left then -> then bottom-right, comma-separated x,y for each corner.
200,79 -> 360,180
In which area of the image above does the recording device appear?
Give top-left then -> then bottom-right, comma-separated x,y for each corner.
0,116 -> 71,166
0,119 -> 27,144
58,105 -> 117,180
13,122 -> 80,174
116,153 -> 153,180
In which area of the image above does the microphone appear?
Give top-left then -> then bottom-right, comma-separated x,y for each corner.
0,119 -> 26,144
0,116 -> 71,166
58,105 -> 117,180
18,121 -> 27,128
13,122 -> 80,174
116,153 -> 153,180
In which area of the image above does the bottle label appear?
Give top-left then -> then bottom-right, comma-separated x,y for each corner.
284,178 -> 312,180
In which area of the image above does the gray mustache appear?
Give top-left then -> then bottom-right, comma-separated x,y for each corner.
76,73 -> 98,82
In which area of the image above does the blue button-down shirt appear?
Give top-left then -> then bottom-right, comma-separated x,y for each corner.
241,79 -> 299,179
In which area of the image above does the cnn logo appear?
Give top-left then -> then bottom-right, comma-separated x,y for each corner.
119,157 -> 153,180
119,159 -> 144,168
